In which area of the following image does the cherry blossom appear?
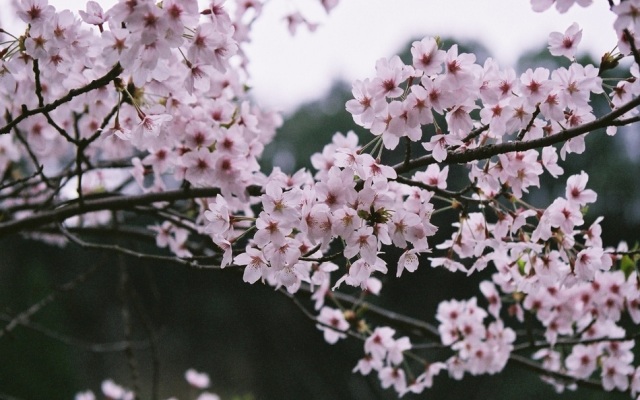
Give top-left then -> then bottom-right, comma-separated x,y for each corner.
235,248 -> 269,284
316,307 -> 349,344
565,344 -> 598,378
16,0 -> 55,25
411,37 -> 446,75
185,368 -> 211,389
548,23 -> 582,59
320,0 -> 340,13
101,380 -> 133,400
531,0 -> 593,13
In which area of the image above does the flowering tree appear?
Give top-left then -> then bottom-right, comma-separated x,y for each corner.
2,0 -> 640,398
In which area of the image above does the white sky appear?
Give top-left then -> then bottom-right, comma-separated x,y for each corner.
1,0 -> 617,113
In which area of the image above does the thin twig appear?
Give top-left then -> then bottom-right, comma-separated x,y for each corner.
516,105 -> 540,141
0,265 -> 97,340
0,63 -> 123,135
394,175 -> 482,204
624,29 -> 640,67
11,126 -> 54,189
297,284 -> 441,340
0,314 -> 151,352
0,166 -> 41,191
403,137 -> 411,168
300,249 -> 344,263
460,124 -> 489,143
129,286 -> 160,400
118,257 -> 141,399
32,59 -> 44,108
508,353 -> 605,391
58,223 -> 217,269
612,115 -> 640,126
512,333 -> 640,352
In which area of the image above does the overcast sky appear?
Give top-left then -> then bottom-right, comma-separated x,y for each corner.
1,0 -> 617,113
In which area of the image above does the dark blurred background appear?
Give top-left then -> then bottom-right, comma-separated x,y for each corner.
0,38 -> 638,400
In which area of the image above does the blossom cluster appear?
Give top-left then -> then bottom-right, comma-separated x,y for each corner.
0,0 -> 284,226
346,35 -> 615,166
75,369 -> 219,400
227,130 -> 438,292
437,295 -> 515,380
352,326 -> 419,394
333,2 -> 640,395
524,269 -> 639,392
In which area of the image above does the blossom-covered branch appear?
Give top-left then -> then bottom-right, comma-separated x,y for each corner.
3,0 -> 640,399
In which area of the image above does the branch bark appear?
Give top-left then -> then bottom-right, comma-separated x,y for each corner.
0,63 -> 123,135
394,95 -> 640,174
0,185 -> 261,238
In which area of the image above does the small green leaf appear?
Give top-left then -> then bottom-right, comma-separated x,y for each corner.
621,255 -> 636,279
517,258 -> 526,275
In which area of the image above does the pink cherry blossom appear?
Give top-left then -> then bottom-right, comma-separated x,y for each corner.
235,248 -> 269,284
378,367 -> 407,393
548,23 -> 582,60
565,171 -> 597,206
316,307 -> 349,344
16,0 -> 55,25
396,249 -> 419,277
320,0 -> 340,13
185,368 -> 210,389
422,133 -> 463,162
565,344 -> 598,378
531,0 -> 593,13
411,37 -> 445,75
353,355 -> 383,376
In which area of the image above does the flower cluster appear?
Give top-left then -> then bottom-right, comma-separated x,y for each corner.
437,296 -> 515,380
346,35 -> 610,167
530,0 -> 593,13
229,130 -> 438,292
75,369 -> 219,400
353,326 -> 416,394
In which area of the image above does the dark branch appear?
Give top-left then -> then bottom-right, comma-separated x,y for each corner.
0,314 -> 151,352
0,265 -> 97,340
508,353 -> 605,391
0,185 -> 262,238
0,63 -> 123,135
394,95 -> 640,174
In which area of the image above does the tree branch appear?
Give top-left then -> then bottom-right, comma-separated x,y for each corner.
0,186 -> 261,238
0,314 -> 151,353
0,63 -> 123,135
0,265 -> 97,340
508,353 -> 605,391
118,258 -> 141,399
323,287 -> 441,340
394,95 -> 640,174
58,224 -> 222,269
